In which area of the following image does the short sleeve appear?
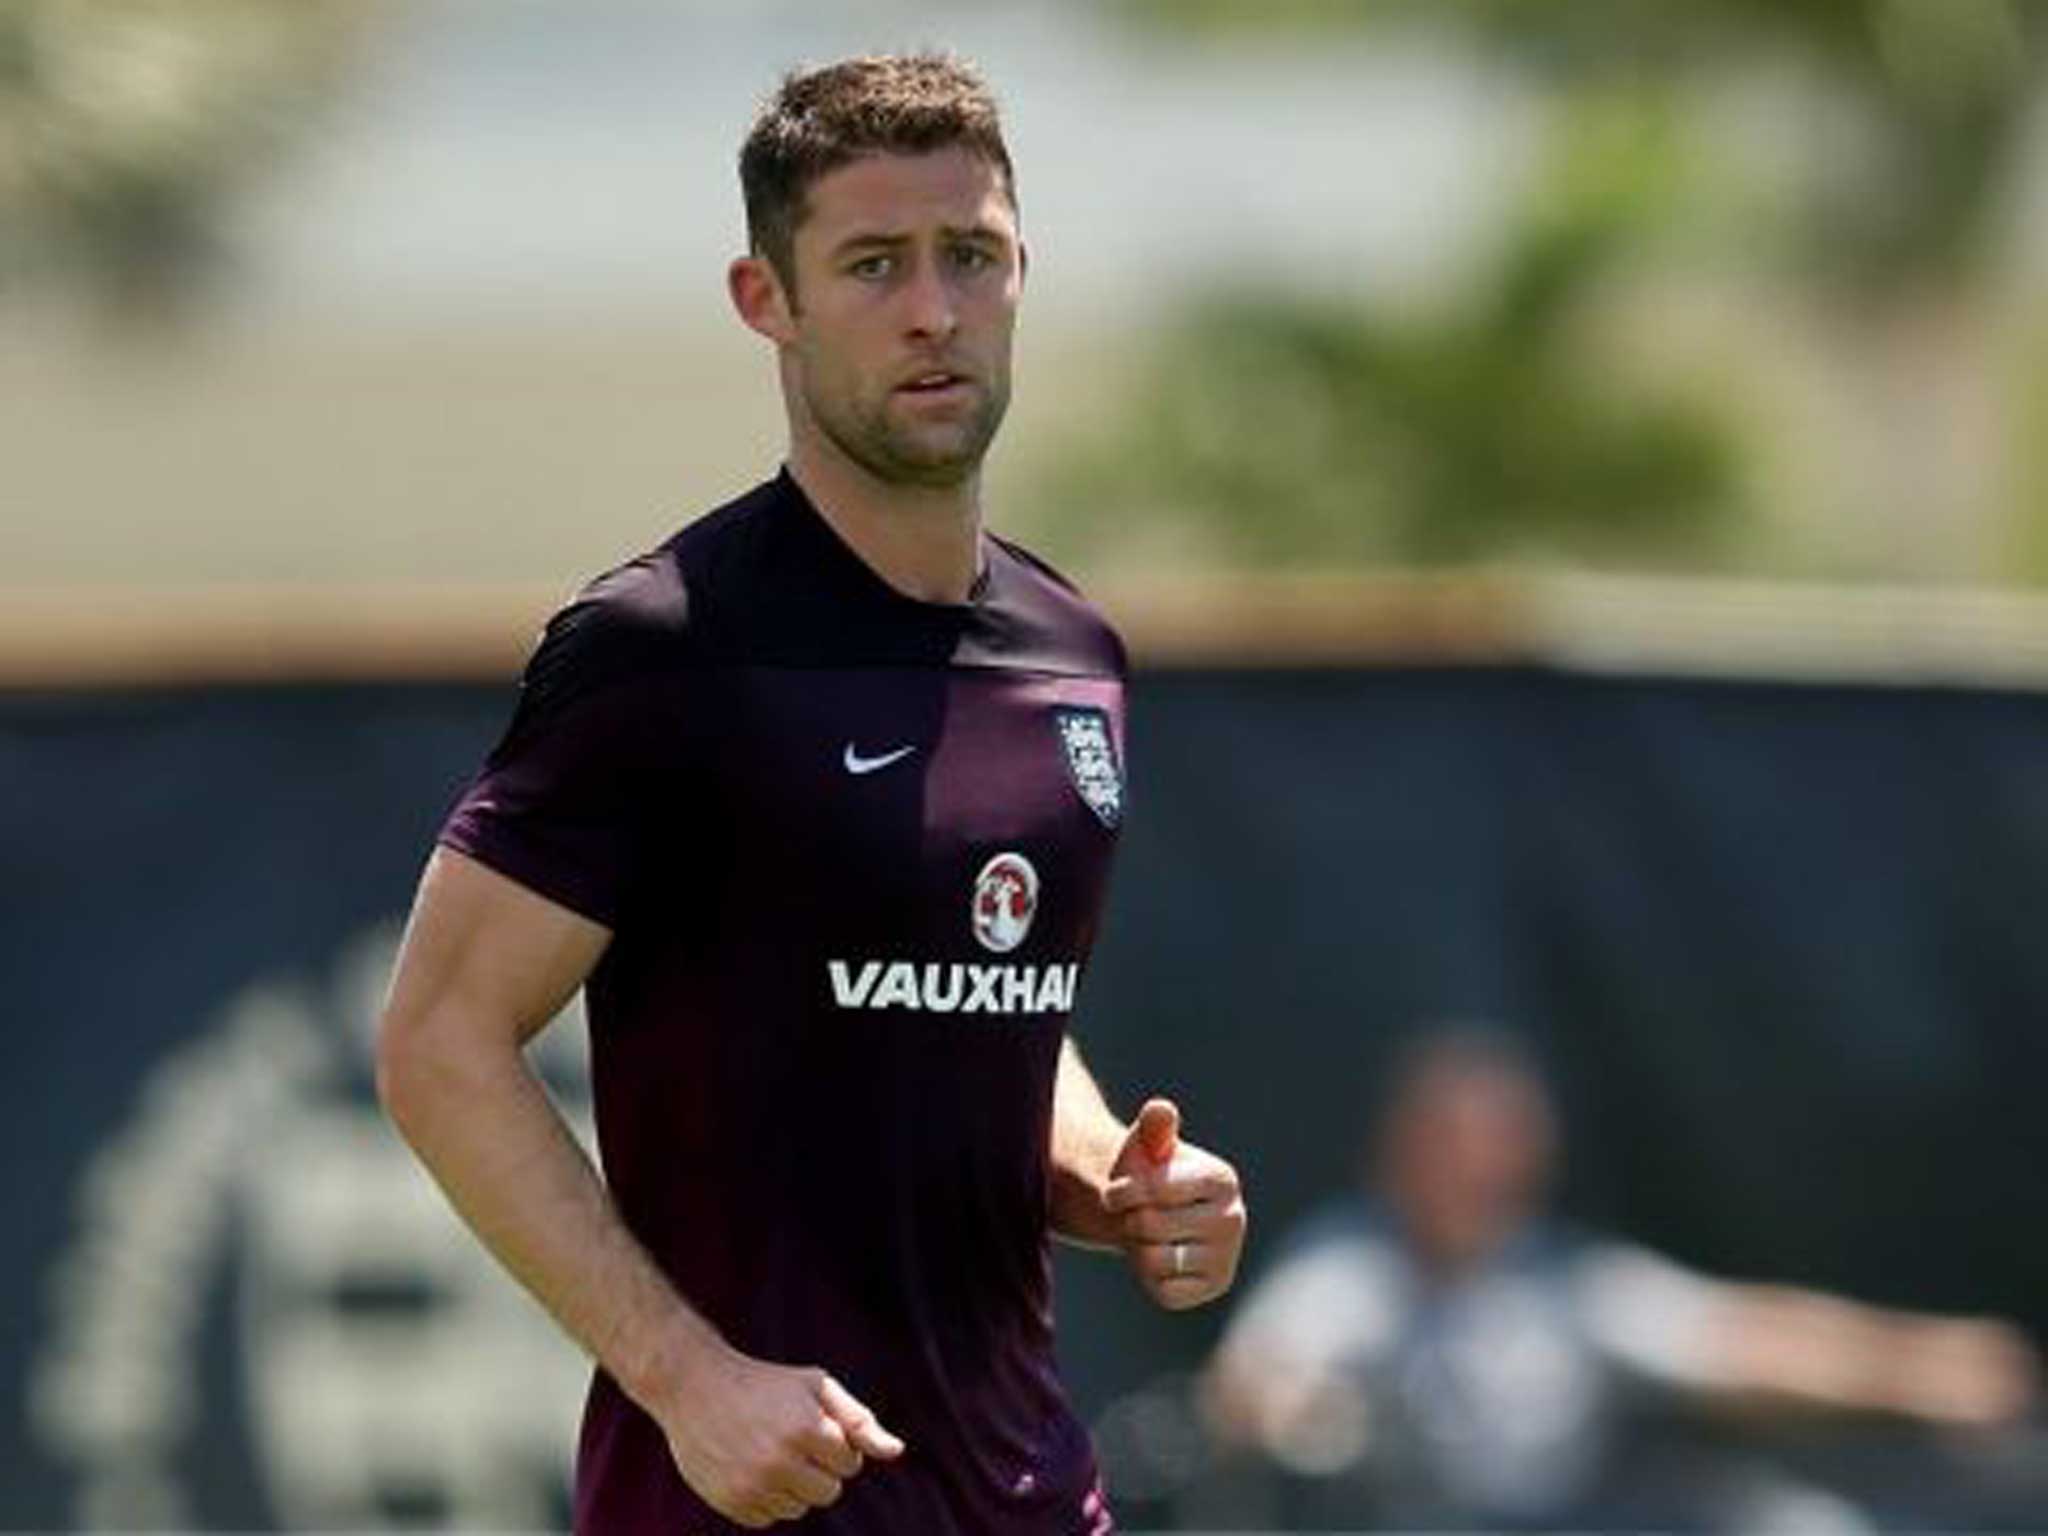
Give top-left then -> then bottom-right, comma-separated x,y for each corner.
1569,1239 -> 1725,1388
439,564 -> 683,927
1219,1229 -> 1404,1376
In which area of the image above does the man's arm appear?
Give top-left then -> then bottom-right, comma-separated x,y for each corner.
1579,1243 -> 2038,1428
1048,1037 -> 1132,1249
1690,1283 -> 2037,1425
1049,1036 -> 1248,1309
1198,1236 -> 1393,1467
376,848 -> 900,1528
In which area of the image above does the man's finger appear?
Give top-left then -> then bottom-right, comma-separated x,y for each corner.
777,1457 -> 842,1510
1118,1200 -> 1222,1242
1140,1239 -> 1208,1283
819,1375 -> 906,1459
805,1414 -> 865,1479
1103,1173 -> 1162,1214
1132,1098 -> 1180,1165
1150,1275 -> 1218,1311
1104,1165 -> 1236,1215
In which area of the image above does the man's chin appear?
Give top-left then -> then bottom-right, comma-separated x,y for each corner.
873,427 -> 997,487
881,453 -> 981,490
813,404 -> 1003,489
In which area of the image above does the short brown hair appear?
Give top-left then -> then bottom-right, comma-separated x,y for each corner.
740,53 -> 1017,293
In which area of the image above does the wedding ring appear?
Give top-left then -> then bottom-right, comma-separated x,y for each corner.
1169,1238 -> 1191,1278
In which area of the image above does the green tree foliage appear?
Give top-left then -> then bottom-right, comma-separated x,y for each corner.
1121,0 -> 2044,291
1063,0 -> 2048,576
1045,100 -> 1739,567
0,0 -> 371,324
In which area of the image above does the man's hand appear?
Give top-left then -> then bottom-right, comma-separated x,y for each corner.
1887,1317 -> 2039,1426
658,1345 -> 905,1527
1103,1098 -> 1247,1311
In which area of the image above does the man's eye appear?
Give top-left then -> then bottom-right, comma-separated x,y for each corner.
951,245 -> 996,272
849,254 -> 893,279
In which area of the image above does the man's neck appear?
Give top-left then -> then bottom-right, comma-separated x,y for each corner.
787,438 -> 984,606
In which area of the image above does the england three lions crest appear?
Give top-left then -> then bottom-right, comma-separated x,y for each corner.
1053,707 -> 1123,828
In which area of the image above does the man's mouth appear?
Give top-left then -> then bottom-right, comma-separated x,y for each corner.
896,371 -> 971,395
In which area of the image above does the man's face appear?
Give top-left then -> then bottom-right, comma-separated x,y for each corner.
1383,1062 -> 1556,1273
770,147 -> 1023,488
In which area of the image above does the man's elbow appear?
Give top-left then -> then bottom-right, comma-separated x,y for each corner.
373,999 -> 472,1143
373,1002 -> 423,1133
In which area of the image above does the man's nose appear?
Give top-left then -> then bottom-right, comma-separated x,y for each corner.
901,257 -> 958,340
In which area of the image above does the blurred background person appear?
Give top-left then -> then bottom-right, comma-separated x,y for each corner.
1202,1027 -> 2040,1531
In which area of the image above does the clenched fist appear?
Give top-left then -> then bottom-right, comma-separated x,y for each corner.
660,1346 -> 905,1527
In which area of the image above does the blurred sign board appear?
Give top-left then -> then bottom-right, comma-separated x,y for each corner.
5,662 -> 2048,1527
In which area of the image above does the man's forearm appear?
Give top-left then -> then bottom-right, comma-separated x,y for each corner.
1707,1284 -> 2037,1424
1048,1037 -> 1127,1247
377,1016 -> 727,1419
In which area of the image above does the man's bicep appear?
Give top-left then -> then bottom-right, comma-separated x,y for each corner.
384,845 -> 613,1051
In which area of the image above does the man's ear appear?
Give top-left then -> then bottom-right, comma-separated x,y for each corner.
729,254 -> 796,343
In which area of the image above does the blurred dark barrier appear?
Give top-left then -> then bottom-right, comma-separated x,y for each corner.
5,668 -> 2048,1529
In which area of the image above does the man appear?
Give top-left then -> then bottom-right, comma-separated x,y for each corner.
375,53 -> 1247,1535
1203,1027 -> 2035,1530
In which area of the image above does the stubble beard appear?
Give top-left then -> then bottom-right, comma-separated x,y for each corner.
807,371 -> 1011,490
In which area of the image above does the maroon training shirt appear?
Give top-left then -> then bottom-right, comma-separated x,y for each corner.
440,471 -> 1126,1534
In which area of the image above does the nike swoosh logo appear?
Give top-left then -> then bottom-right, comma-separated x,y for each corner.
843,742 -> 917,775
